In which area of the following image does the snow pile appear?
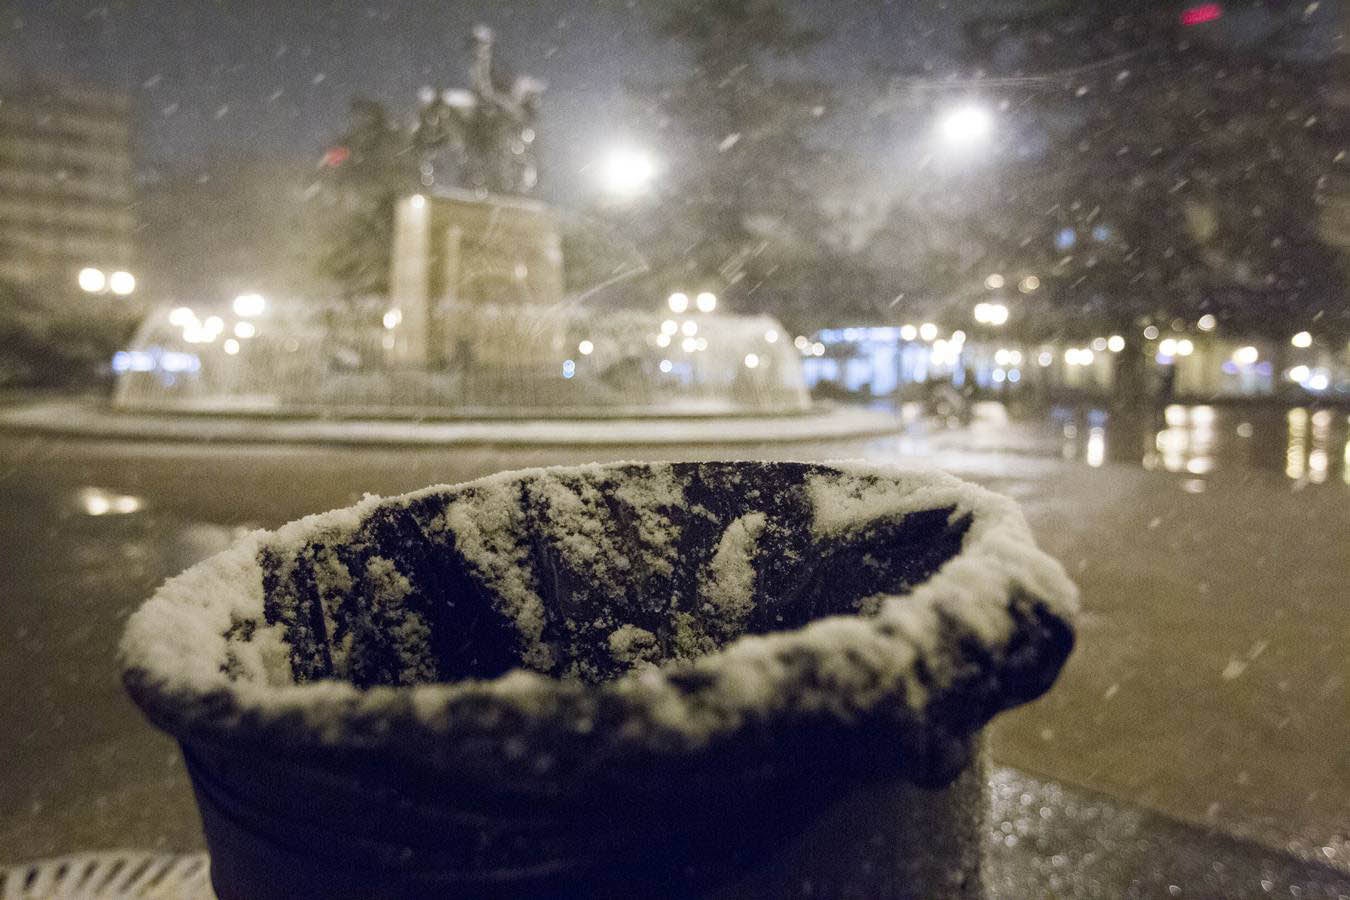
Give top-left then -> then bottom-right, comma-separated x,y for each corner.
122,461 -> 1076,788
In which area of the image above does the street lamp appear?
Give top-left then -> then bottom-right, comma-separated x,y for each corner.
108,271 -> 136,296
598,147 -> 656,199
78,267 -> 107,293
667,292 -> 689,314
974,302 -> 1009,326
695,291 -> 717,313
938,104 -> 993,146
233,293 -> 266,317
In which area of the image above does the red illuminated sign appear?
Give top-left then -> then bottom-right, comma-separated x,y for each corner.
320,146 -> 351,168
1179,3 -> 1223,26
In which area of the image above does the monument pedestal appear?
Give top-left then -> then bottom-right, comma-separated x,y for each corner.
386,190 -> 564,369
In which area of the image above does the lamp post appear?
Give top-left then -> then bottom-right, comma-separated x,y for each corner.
79,267 -> 137,296
937,104 -> 994,148
597,147 -> 656,200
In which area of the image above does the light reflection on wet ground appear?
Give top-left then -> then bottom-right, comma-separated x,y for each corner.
1048,403 -> 1350,485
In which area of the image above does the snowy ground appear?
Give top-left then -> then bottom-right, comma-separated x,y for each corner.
0,404 -> 1345,884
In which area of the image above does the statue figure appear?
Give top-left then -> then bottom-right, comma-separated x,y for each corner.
412,25 -> 544,196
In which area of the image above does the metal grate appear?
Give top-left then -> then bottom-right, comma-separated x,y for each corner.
0,852 -> 213,900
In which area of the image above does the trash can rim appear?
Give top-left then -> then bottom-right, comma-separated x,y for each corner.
121,460 -> 1077,779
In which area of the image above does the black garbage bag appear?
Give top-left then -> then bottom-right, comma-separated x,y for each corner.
122,461 -> 1076,899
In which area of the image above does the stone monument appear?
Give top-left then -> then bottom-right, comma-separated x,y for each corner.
388,26 -> 561,368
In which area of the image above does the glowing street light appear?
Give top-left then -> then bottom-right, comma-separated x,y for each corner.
234,321 -> 257,339
578,340 -> 595,356
938,104 -> 993,146
598,147 -> 656,198
168,307 -> 196,327
973,302 -> 1009,326
1018,275 -> 1040,293
233,293 -> 266,317
1107,335 -> 1125,353
1232,345 -> 1259,366
919,322 -> 939,342
108,271 -> 136,296
78,267 -> 106,293
1291,331 -> 1312,349
382,309 -> 403,330
1197,314 -> 1217,332
743,353 -> 760,369
667,292 -> 690,314
695,291 -> 717,313
984,273 -> 1005,290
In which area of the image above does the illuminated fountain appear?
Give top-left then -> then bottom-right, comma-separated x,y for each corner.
111,184 -> 814,418
111,298 -> 807,418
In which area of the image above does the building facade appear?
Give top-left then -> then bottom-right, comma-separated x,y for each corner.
0,80 -> 135,292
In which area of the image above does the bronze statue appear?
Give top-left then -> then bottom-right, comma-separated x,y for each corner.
412,25 -> 544,196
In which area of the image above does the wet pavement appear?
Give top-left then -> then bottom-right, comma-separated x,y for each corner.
5,768 -> 1348,898
984,768 -> 1350,899
0,401 -> 1346,891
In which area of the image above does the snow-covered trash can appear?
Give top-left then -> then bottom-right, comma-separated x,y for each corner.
121,461 -> 1076,899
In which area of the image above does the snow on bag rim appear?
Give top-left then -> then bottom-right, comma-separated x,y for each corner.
120,460 -> 1077,780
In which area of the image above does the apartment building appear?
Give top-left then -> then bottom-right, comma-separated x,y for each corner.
0,79 -> 136,293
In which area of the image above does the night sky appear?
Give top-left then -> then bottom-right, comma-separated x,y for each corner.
7,0 -> 1336,207
5,1 -> 969,203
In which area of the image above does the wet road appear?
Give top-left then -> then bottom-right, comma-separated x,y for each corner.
0,402 -> 1346,880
